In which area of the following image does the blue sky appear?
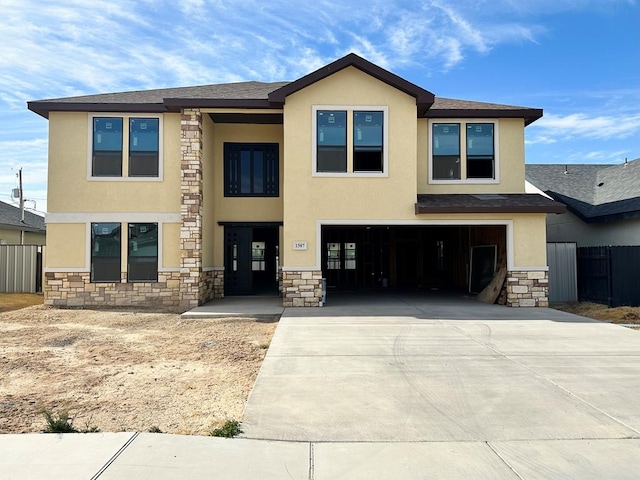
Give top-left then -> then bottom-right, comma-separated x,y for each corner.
0,0 -> 638,214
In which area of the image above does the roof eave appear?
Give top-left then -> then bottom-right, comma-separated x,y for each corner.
163,98 -> 275,109
27,101 -> 167,119
414,204 -> 566,215
425,108 -> 543,125
268,53 -> 435,112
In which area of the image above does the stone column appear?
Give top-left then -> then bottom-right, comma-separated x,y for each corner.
179,108 -> 204,309
282,270 -> 324,307
506,270 -> 549,307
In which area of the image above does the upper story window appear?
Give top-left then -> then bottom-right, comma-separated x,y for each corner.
90,115 -> 162,179
317,111 -> 347,172
129,118 -> 159,176
313,106 -> 388,176
93,118 -> 123,176
353,111 -> 383,172
224,143 -> 279,197
429,120 -> 498,183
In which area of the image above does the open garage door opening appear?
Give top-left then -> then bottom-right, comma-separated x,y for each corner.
321,225 -> 506,295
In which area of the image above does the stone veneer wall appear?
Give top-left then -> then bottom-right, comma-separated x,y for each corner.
201,269 -> 224,302
506,270 -> 549,307
179,108 -> 205,309
43,272 -> 182,307
282,270 -> 323,307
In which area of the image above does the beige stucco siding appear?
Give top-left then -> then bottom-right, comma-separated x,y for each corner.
512,214 -> 547,267
45,223 -> 85,268
282,67 -> 418,267
207,122 -> 284,266
417,117 -> 526,194
48,112 -> 181,213
162,222 -> 181,268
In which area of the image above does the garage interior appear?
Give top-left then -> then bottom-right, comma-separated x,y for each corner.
321,225 -> 507,295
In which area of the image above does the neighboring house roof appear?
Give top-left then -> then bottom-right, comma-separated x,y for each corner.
415,194 -> 565,215
0,200 -> 46,232
27,54 -> 543,125
525,159 -> 640,223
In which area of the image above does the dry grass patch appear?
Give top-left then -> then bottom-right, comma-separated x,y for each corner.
553,302 -> 640,325
0,293 -> 43,313
0,305 -> 277,434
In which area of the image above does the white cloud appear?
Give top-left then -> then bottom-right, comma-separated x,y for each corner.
525,135 -> 558,145
534,113 -> 640,140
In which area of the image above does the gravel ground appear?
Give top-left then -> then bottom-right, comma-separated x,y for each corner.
0,305 -> 277,435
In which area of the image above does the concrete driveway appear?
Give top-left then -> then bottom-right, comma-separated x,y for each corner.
242,293 -> 640,477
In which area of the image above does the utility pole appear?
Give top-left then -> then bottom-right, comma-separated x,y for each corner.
19,168 -> 24,245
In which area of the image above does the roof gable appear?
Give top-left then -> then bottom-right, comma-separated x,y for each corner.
268,53 -> 435,115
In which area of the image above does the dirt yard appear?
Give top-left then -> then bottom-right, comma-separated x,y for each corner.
553,302 -> 640,325
0,303 -> 277,435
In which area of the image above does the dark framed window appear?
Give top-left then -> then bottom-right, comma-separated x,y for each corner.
129,118 -> 159,177
432,123 -> 461,180
317,111 -> 347,172
224,143 -> 279,196
353,111 -> 383,172
92,118 -> 123,176
91,222 -> 121,282
466,123 -> 495,179
127,223 -> 158,282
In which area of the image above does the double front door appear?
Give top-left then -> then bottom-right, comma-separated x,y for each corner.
224,225 -> 279,295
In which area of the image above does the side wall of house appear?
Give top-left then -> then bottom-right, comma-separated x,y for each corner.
43,111 -> 184,308
547,211 -> 640,247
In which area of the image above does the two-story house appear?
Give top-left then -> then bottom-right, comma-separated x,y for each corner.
28,54 -> 563,310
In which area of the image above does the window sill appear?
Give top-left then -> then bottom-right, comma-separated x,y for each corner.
87,176 -> 164,182
312,172 -> 389,178
428,178 -> 499,185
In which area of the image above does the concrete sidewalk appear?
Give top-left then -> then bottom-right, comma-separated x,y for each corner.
3,432 -> 640,479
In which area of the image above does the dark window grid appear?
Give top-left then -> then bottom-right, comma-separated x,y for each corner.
224,144 -> 279,197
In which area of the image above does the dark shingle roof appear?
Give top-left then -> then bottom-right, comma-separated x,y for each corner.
415,194 -> 565,214
28,54 -> 542,124
0,201 -> 46,232
525,159 -> 640,222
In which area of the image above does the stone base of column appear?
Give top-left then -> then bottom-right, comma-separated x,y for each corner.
282,270 -> 323,307
506,270 -> 549,307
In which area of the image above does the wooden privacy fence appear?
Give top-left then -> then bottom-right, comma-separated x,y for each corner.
0,245 -> 42,293
577,246 -> 640,307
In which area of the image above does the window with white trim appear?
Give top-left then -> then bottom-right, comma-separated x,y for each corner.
430,120 -> 497,182
127,223 -> 158,282
90,115 -> 162,178
314,106 -> 388,175
91,222 -> 121,282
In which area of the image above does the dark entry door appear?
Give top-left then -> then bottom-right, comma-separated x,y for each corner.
225,226 -> 252,295
224,225 -> 279,295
